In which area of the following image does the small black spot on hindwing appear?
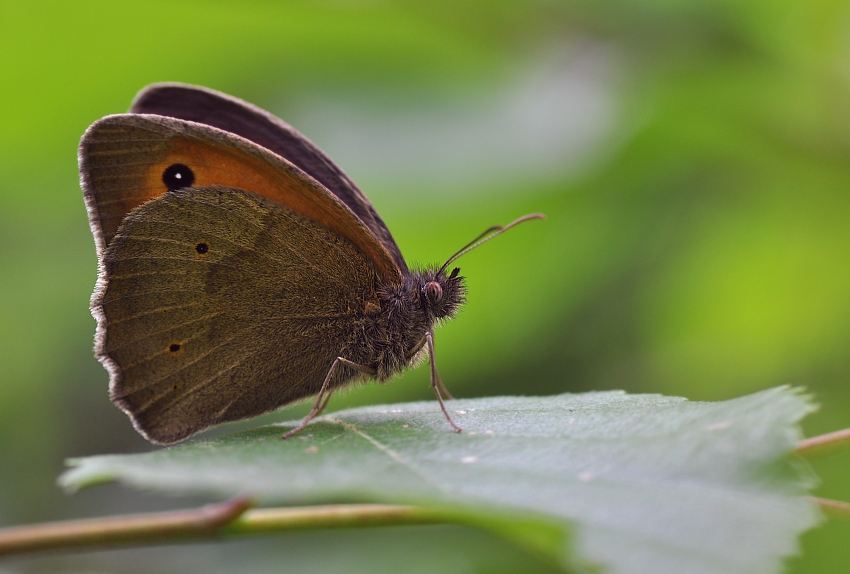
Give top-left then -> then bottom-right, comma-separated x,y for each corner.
169,343 -> 181,353
162,164 -> 195,191
195,242 -> 209,255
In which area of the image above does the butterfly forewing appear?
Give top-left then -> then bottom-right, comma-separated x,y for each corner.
98,187 -> 379,444
80,113 -> 402,284
129,83 -> 407,274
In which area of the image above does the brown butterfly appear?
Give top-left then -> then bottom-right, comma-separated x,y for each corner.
79,83 -> 543,444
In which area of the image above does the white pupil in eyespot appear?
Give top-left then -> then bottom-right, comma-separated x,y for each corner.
175,173 -> 182,179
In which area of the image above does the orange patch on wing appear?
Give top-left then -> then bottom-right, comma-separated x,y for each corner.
125,137 -> 399,283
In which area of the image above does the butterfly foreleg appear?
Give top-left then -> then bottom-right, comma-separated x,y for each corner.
426,331 -> 462,433
280,356 -> 375,439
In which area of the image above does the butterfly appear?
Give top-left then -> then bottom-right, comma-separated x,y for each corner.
79,83 -> 542,444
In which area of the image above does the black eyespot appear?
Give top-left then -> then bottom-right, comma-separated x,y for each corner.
169,343 -> 181,353
425,281 -> 443,305
162,163 -> 195,191
195,242 -> 209,255
449,267 -> 460,279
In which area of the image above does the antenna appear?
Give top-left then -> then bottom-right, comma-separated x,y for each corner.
438,213 -> 545,275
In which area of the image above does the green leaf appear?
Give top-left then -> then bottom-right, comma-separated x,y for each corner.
61,387 -> 820,574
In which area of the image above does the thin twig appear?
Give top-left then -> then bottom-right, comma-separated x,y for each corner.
0,497 -> 253,557
0,502 -> 450,558
225,504 -> 446,535
811,497 -> 850,521
795,428 -> 850,458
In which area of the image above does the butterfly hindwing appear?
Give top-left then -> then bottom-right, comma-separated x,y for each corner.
97,186 -> 379,443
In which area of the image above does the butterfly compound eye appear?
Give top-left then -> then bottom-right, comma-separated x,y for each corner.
425,281 -> 443,305
162,163 -> 195,191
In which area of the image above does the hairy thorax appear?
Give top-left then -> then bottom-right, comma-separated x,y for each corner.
349,266 -> 466,381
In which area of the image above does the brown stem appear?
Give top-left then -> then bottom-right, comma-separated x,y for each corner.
811,497 -> 850,521
794,428 -> 850,458
0,502 -> 448,558
0,497 -> 253,557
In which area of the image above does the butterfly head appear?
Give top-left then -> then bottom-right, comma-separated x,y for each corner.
419,266 -> 466,321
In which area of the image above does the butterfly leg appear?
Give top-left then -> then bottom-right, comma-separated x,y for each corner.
408,336 -> 454,400
426,331 -> 462,433
436,372 -> 455,401
281,357 -> 375,439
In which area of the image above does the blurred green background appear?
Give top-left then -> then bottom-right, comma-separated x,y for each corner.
2,1 -> 850,572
